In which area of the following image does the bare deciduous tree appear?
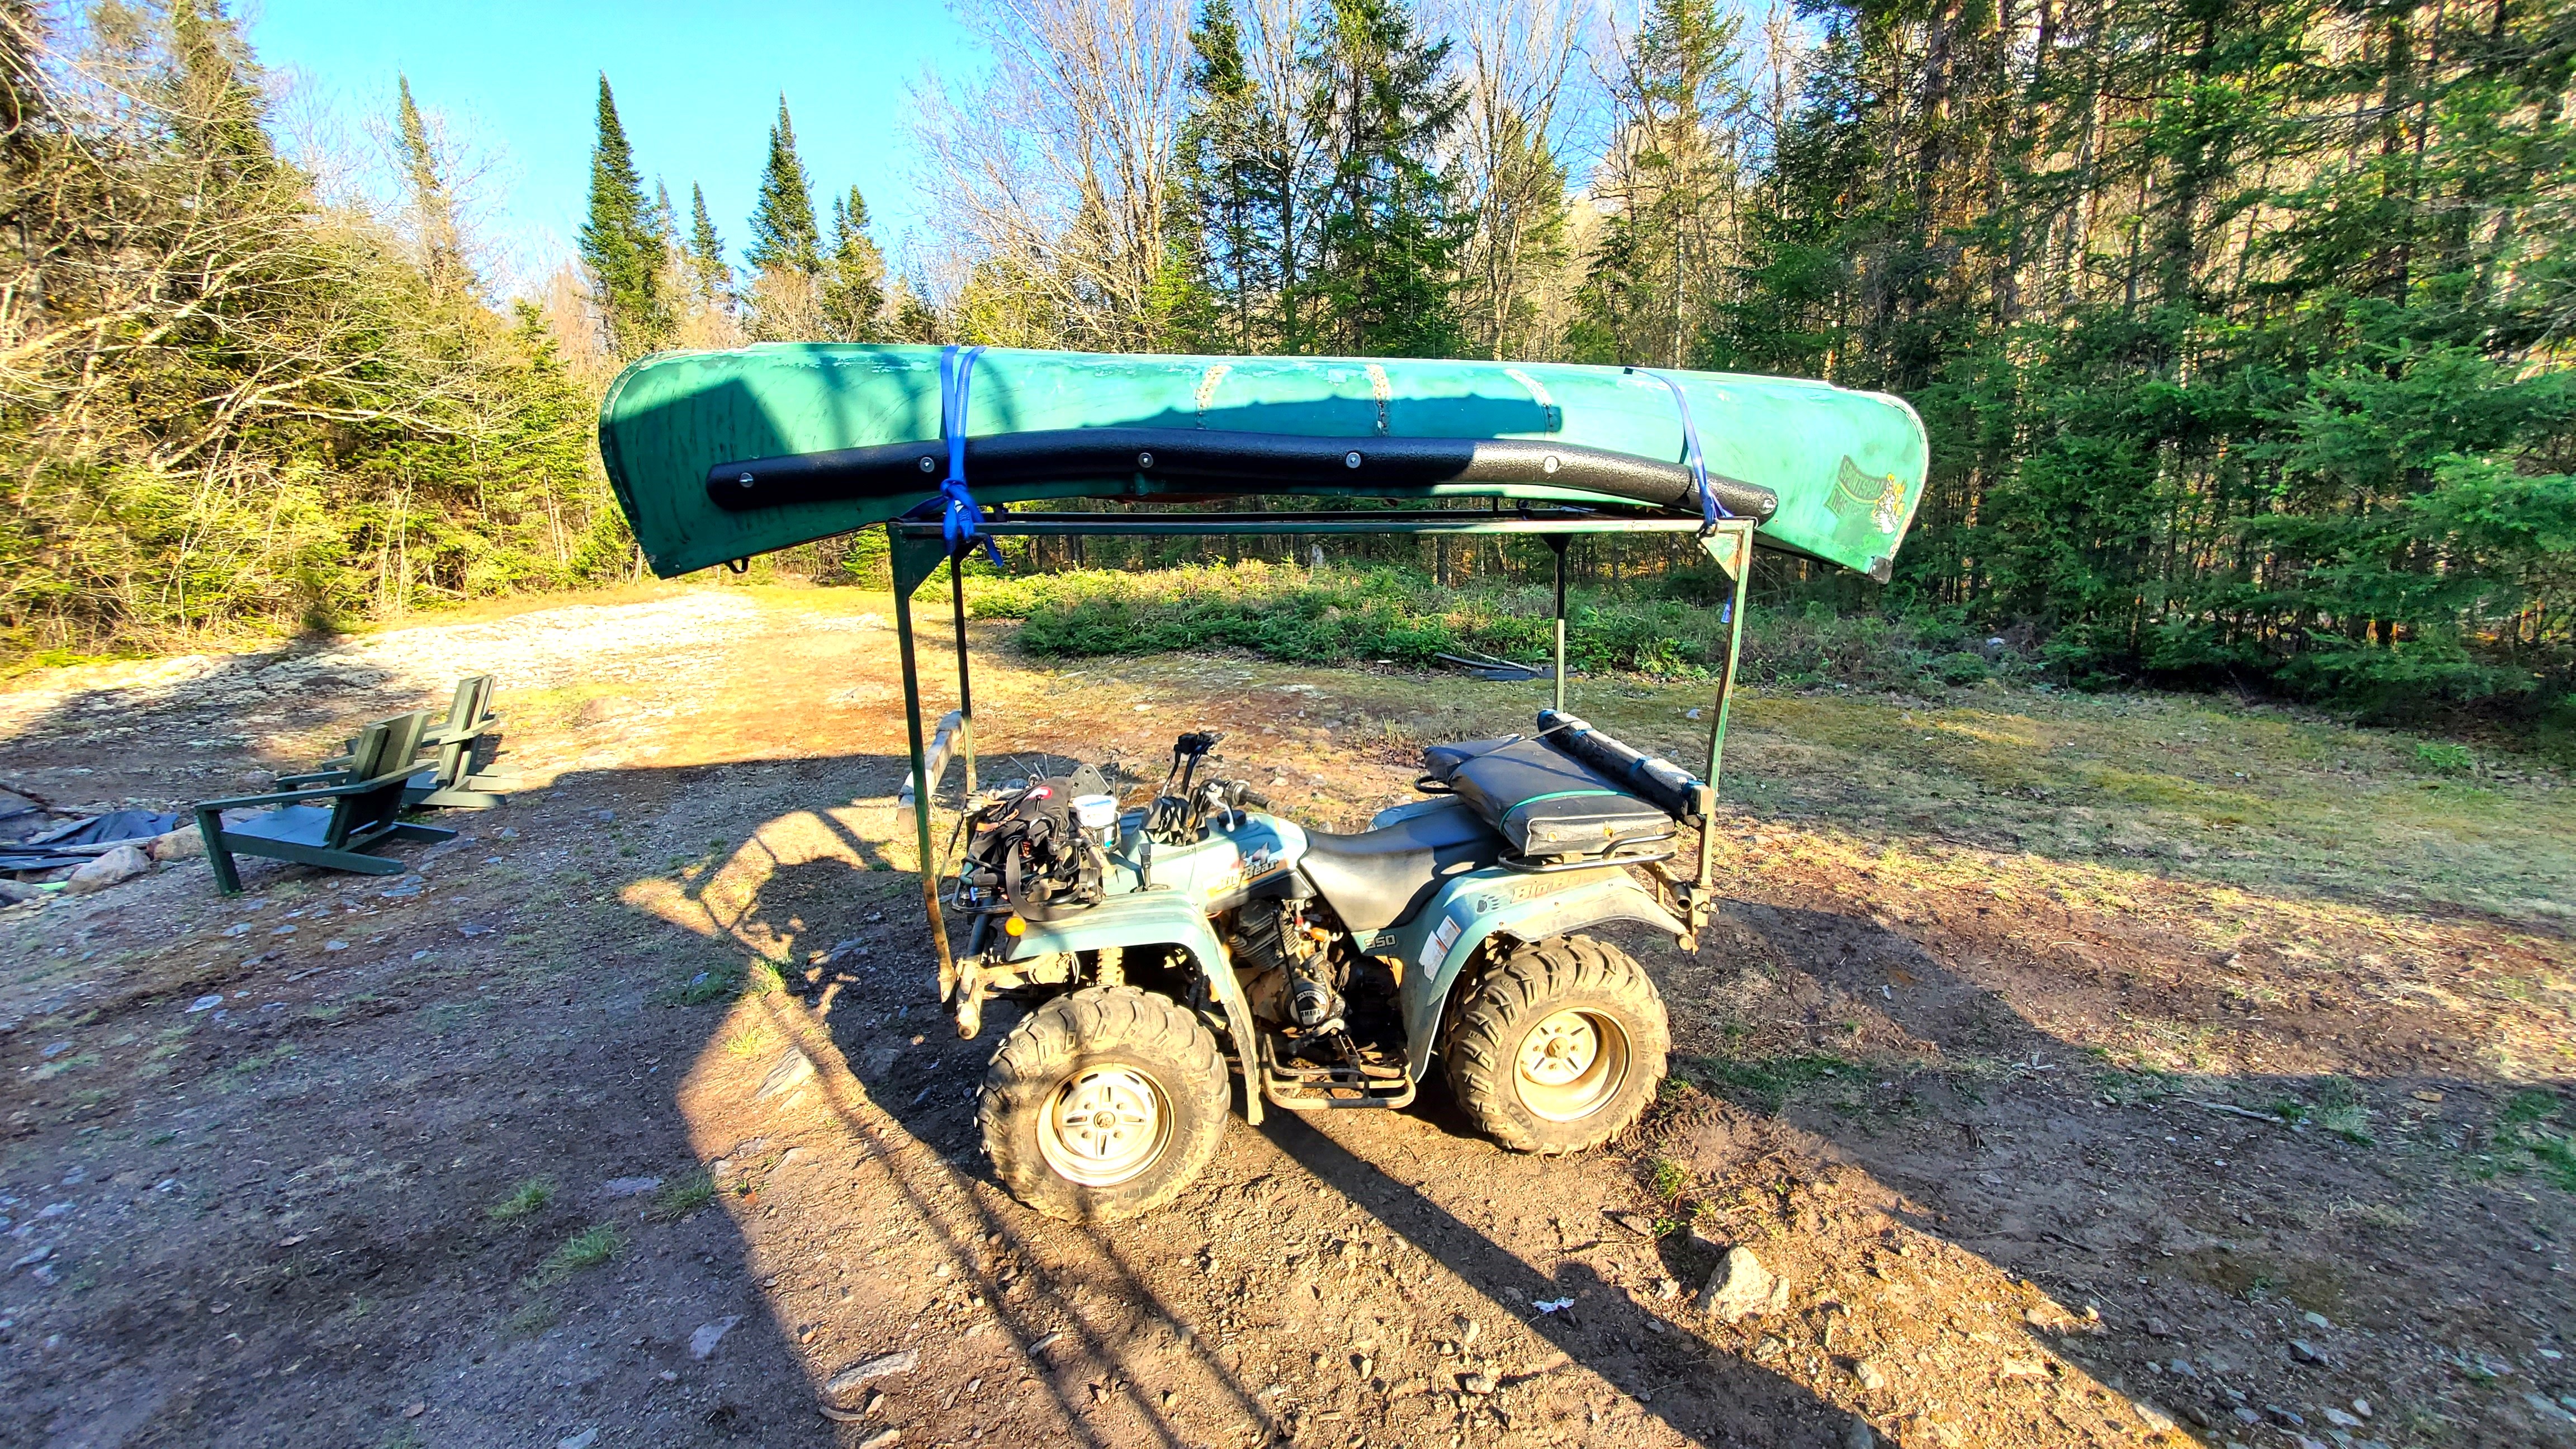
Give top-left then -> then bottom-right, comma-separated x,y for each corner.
907,0 -> 1194,350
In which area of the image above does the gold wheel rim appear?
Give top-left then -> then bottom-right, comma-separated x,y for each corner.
1514,1009 -> 1630,1123
1036,1065 -> 1171,1187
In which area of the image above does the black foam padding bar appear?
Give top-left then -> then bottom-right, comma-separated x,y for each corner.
1536,709 -> 1707,821
703,428 -> 1778,522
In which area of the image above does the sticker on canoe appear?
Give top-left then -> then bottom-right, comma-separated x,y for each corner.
1832,455 -> 1907,536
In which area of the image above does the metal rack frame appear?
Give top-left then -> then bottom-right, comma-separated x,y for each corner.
885,508 -> 1758,1001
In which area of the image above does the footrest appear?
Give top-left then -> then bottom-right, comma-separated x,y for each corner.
1258,1034 -> 1416,1111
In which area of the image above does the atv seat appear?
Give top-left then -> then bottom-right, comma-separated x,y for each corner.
1297,798 -> 1502,936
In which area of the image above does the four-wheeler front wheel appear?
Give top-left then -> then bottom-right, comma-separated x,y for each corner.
979,986 -> 1230,1222
1446,934 -> 1669,1154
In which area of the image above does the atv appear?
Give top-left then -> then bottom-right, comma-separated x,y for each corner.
948,712 -> 1713,1221
863,505 -> 1763,1223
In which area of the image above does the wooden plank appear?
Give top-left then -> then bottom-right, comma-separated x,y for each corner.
898,709 -> 963,804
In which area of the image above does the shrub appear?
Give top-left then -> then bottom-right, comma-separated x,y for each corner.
2413,740 -> 2475,775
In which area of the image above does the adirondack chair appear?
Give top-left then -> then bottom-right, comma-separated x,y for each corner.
195,711 -> 456,895
406,673 -> 518,807
279,674 -> 517,809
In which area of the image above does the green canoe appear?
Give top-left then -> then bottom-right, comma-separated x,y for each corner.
596,344 -> 1929,579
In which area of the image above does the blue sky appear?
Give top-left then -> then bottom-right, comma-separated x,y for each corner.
248,1 -> 979,287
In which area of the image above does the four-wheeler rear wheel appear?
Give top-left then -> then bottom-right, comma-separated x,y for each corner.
979,985 -> 1231,1223
1445,934 -> 1669,1154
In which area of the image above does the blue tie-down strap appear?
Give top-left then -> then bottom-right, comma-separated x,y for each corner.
938,345 -> 1005,567
1629,367 -> 1726,527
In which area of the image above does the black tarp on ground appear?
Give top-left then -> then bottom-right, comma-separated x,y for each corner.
0,810 -> 179,873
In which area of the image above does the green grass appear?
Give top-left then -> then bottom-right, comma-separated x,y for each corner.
487,1176 -> 556,1221
31,1051 -> 97,1081
2497,1091 -> 2576,1190
2414,740 -> 2476,774
2500,1088 -> 2561,1127
219,1045 -> 293,1079
648,1170 -> 715,1221
1647,1156 -> 1688,1201
529,1223 -> 620,1284
965,560 -> 2011,692
1684,1052 -> 1864,1112
667,966 -> 739,1006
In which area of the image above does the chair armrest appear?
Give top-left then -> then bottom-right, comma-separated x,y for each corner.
195,765 -> 422,813
418,715 -> 501,747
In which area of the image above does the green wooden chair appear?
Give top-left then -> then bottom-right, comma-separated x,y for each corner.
280,674 -> 518,809
196,711 -> 456,895
406,673 -> 518,808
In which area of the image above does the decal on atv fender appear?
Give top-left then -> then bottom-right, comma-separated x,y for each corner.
1420,911 -> 1464,969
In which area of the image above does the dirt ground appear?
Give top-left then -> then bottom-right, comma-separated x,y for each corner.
2,581 -> 2572,1449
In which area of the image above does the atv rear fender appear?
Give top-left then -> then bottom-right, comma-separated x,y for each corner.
1386,866 -> 1686,1083
978,890 -> 1265,1124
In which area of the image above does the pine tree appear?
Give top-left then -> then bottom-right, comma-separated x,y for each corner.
165,0 -> 276,186
650,178 -> 679,250
1177,0 -> 1282,351
578,73 -> 663,352
394,75 -> 464,296
1571,0 -> 1748,368
745,95 -> 820,276
818,184 -> 886,342
1304,0 -> 1465,357
683,181 -> 732,311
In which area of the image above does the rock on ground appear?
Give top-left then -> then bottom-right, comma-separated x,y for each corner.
65,844 -> 150,894
1697,1245 -> 1791,1323
825,1349 -> 920,1398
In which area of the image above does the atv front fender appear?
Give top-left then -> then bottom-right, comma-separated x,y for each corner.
1386,867 -> 1685,1082
991,891 -> 1265,1125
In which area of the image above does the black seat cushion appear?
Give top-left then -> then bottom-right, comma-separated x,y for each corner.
1297,799 -> 1502,936
1422,736 -> 1517,783
1443,737 -> 1674,859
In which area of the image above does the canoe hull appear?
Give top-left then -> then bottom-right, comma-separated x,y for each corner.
597,344 -> 1929,579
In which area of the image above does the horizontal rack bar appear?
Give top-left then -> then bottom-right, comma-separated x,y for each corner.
891,509 -> 1724,538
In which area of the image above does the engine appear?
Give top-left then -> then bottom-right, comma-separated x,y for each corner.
1232,896 -> 1347,1034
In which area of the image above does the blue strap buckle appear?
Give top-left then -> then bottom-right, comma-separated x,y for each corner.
938,345 -> 1005,567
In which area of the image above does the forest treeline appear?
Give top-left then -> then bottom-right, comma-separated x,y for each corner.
0,2 -> 618,655
4,0 -> 2574,730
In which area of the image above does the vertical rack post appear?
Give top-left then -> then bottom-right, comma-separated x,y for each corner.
1694,519 -> 1754,898
1547,535 -> 1570,714
949,547 -> 978,796
889,527 -> 959,1009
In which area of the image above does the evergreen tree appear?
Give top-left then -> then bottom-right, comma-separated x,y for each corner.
578,73 -> 663,352
168,0 -> 273,174
1177,0 -> 1283,351
683,181 -> 732,311
1569,0 -> 1746,368
818,184 -> 887,341
745,95 -> 820,276
1304,0 -> 1465,357
394,75 -> 465,296
650,178 -> 679,250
